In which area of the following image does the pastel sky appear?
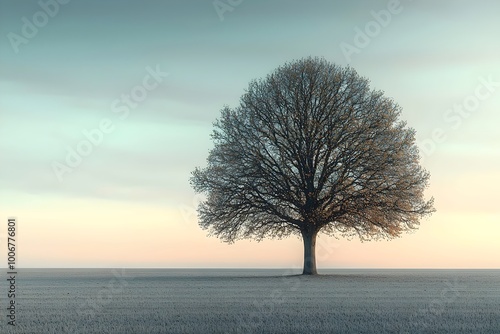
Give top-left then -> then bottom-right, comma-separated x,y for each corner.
1,0 -> 499,268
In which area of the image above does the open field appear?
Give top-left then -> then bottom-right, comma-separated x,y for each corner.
0,269 -> 498,333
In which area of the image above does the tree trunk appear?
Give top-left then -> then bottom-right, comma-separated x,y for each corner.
301,228 -> 318,275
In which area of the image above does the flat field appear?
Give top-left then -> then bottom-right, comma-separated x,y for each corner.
0,269 -> 498,333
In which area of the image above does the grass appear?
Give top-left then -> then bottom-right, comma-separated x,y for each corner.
1,269 -> 499,333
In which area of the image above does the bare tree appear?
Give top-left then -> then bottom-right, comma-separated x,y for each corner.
190,57 -> 434,275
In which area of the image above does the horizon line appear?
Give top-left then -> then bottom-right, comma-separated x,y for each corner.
3,267 -> 499,270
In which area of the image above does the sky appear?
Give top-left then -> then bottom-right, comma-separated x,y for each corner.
0,0 -> 499,268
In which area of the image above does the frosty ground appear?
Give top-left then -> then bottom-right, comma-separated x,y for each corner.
1,269 -> 498,333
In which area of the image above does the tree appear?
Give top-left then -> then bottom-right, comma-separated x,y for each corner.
190,57 -> 435,275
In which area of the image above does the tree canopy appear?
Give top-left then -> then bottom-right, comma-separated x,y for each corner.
190,57 -> 434,274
